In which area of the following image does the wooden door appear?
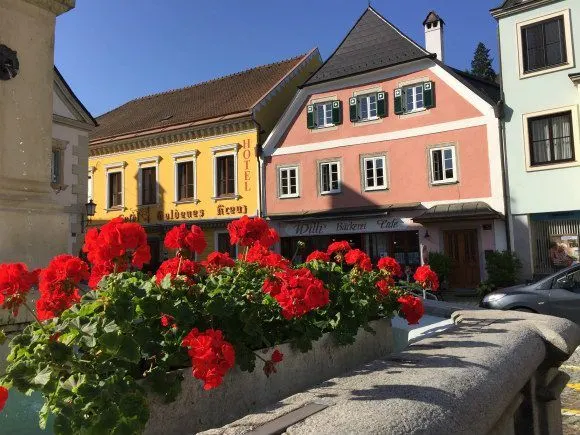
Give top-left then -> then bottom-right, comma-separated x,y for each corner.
444,229 -> 480,288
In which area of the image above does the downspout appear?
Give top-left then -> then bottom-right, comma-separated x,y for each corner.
495,22 -> 513,252
251,110 -> 265,218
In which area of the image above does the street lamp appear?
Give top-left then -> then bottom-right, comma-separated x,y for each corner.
81,200 -> 97,233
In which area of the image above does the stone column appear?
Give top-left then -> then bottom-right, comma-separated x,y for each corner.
0,0 -> 75,268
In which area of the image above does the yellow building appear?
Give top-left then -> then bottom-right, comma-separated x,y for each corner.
88,51 -> 321,269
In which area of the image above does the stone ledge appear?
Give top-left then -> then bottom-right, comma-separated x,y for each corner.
23,0 -> 74,15
202,310 -> 580,435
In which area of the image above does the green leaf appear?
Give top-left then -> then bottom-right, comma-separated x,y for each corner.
61,374 -> 86,393
39,401 -> 49,430
32,366 -> 52,387
59,331 -> 79,346
0,330 -> 6,345
98,332 -> 141,363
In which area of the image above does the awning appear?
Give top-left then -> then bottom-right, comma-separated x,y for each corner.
412,202 -> 503,223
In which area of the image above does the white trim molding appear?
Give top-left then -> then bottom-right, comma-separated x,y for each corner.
172,151 -> 198,204
515,9 -> 575,80
137,156 -> 161,206
429,144 -> 458,185
212,143 -> 240,201
522,104 -> 580,172
277,165 -> 300,198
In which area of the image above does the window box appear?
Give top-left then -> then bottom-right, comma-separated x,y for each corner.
278,166 -> 299,198
430,146 -> 457,185
319,161 -> 341,195
307,100 -> 342,129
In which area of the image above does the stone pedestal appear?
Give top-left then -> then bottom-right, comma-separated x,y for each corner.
0,0 -> 75,268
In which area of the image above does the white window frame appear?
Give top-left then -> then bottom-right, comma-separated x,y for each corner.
516,9 -> 575,79
319,161 -> 341,195
211,143 -> 240,200
357,92 -> 379,121
278,166 -> 299,198
172,151 -> 198,203
87,166 -> 94,201
137,156 -> 160,206
523,105 -> 580,172
403,84 -> 425,113
430,146 -> 457,185
104,161 -> 126,210
214,230 -> 238,258
314,101 -> 334,128
362,156 -> 387,191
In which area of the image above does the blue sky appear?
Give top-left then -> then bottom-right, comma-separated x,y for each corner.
55,0 -> 501,117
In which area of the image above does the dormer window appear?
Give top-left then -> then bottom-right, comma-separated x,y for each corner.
306,100 -> 342,129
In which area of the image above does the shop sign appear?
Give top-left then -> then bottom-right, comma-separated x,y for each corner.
277,216 -> 419,237
125,205 -> 248,224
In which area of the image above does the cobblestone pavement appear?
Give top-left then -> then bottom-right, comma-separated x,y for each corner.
561,346 -> 580,434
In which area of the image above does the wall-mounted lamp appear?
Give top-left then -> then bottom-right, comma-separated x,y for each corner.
424,230 -> 430,239
81,199 -> 97,233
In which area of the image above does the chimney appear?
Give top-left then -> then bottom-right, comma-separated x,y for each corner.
423,11 -> 445,62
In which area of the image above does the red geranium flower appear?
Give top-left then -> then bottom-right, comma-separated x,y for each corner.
377,257 -> 403,277
271,349 -> 284,363
344,249 -> 372,272
327,241 -> 351,256
164,224 -> 207,258
160,314 -> 176,328
262,277 -> 282,296
0,263 -> 40,316
0,386 -> 8,412
155,257 -> 200,284
376,277 -> 395,297
397,295 -> 425,325
264,349 -> 284,377
227,216 -> 278,248
413,265 -> 440,291
305,251 -> 330,263
36,288 -> 81,321
202,252 -> 235,274
244,244 -> 290,270
268,268 -> 329,320
181,328 -> 236,390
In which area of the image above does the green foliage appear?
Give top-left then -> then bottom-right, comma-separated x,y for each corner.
1,261 -> 405,434
428,252 -> 452,281
485,251 -> 522,288
476,280 -> 497,298
470,42 -> 497,82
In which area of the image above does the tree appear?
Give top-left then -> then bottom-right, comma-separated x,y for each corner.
470,42 -> 497,82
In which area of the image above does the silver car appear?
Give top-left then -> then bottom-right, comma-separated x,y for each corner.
480,264 -> 580,323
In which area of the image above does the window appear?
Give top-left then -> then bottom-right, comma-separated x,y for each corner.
216,232 -> 237,258
430,146 -> 457,184
107,171 -> 123,208
306,100 -> 342,129
363,156 -> 387,190
553,269 -> 580,292
177,161 -> 194,201
522,16 -> 567,73
358,93 -> 378,121
216,155 -> 235,197
528,111 -> 574,166
279,167 -> 299,198
51,149 -> 62,184
140,167 -> 157,205
319,161 -> 340,194
394,82 -> 435,115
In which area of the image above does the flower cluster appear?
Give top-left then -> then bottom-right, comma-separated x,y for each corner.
376,277 -> 395,297
83,217 -> 151,287
37,255 -> 89,320
164,224 -> 207,258
397,295 -> 425,325
344,249 -> 372,272
377,257 -> 403,277
160,314 -> 176,329
202,252 -> 235,274
263,349 -> 284,377
263,268 -> 330,320
413,265 -> 440,291
181,328 -> 236,390
155,257 -> 201,285
227,216 -> 279,248
327,241 -> 351,260
305,250 -> 330,263
244,244 -> 289,269
0,263 -> 39,316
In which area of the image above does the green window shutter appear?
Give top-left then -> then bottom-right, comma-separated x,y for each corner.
349,97 -> 358,122
394,88 -> 404,115
377,92 -> 387,118
423,81 -> 435,109
332,100 -> 342,125
306,105 -> 315,129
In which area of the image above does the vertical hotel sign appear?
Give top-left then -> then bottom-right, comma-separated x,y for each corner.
242,139 -> 252,192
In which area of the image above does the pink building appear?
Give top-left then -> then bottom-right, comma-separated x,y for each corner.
261,8 -> 507,288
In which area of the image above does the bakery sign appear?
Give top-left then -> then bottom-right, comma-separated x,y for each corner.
277,216 -> 420,237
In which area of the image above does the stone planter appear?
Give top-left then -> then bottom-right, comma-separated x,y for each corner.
144,318 -> 393,434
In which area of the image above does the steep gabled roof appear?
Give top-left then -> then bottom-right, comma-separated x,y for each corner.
490,0 -> 556,17
304,7 -> 433,87
91,52 -> 314,142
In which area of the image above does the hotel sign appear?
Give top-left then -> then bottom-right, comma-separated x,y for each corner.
277,216 -> 420,237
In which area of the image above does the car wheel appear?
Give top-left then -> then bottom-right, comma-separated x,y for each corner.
512,307 -> 536,313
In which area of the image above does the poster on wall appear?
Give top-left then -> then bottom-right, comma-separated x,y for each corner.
549,235 -> 580,268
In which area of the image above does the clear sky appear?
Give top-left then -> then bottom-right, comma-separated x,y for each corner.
55,0 -> 502,117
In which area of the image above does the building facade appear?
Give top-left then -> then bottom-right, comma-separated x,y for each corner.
88,52 -> 321,269
492,0 -> 580,278
262,8 -> 507,288
52,68 -> 97,256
